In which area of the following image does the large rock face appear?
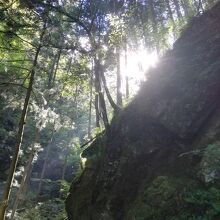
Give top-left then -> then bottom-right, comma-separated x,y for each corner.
66,3 -> 220,220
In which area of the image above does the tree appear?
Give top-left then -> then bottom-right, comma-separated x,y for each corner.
116,47 -> 122,106
0,7 -> 48,219
10,127 -> 40,220
37,125 -> 55,198
0,0 -> 218,218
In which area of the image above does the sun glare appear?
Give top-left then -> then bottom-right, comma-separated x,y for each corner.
120,47 -> 159,95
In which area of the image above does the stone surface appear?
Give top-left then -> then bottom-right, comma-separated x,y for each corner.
66,3 -> 220,220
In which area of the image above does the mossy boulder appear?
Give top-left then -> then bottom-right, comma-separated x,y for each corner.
66,3 -> 220,220
127,176 -> 220,220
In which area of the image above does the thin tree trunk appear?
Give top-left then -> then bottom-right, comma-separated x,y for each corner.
99,92 -> 109,131
0,20 -> 46,220
94,58 -> 109,131
124,41 -> 129,99
61,57 -> 73,92
181,0 -> 192,17
198,0 -> 204,12
88,72 -> 93,139
61,147 -> 68,181
94,60 -> 100,128
166,0 -> 177,39
10,154 -> 34,220
116,47 -> 122,106
194,0 -> 204,13
74,86 -> 78,119
59,144 -> 69,198
181,0 -> 188,17
148,0 -> 160,53
52,48 -> 62,85
173,0 -> 183,18
95,91 -> 100,128
100,71 -> 120,113
21,158 -> 33,198
48,54 -> 57,89
140,1 -> 149,49
10,128 -> 40,220
37,127 -> 55,199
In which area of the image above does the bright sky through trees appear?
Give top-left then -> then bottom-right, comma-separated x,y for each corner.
120,47 -> 159,94
0,0 -> 218,218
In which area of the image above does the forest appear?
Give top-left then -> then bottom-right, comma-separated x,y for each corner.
0,0 -> 220,219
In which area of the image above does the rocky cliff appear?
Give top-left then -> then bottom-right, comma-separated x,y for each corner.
66,3 -> 220,220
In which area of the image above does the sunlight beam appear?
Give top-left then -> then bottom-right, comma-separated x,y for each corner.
120,47 -> 159,96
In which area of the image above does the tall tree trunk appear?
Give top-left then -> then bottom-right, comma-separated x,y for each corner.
95,91 -> 100,128
100,71 -> 120,113
48,54 -> 57,89
181,0 -> 193,17
20,157 -> 33,199
99,91 -> 109,131
166,0 -> 176,36
194,0 -> 204,13
124,41 -> 129,99
166,0 -> 177,39
88,72 -> 93,139
198,0 -> 204,12
61,57 -> 73,91
0,20 -> 46,220
148,0 -> 160,53
181,0 -> 188,16
116,47 -> 122,106
10,128 -> 40,220
173,0 -> 183,18
141,1 -> 149,49
37,127 -> 55,199
74,86 -> 78,119
52,48 -> 62,86
61,146 -> 68,181
94,59 -> 100,128
59,143 -> 69,198
94,58 -> 109,131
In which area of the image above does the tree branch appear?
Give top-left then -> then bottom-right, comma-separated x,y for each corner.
80,132 -> 103,149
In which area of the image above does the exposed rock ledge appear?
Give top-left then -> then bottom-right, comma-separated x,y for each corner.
66,3 -> 220,220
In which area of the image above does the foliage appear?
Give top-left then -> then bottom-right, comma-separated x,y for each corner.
199,144 -> 220,183
127,176 -> 186,220
19,199 -> 67,220
59,180 -> 70,199
128,176 -> 220,220
0,0 -> 219,219
182,187 -> 220,220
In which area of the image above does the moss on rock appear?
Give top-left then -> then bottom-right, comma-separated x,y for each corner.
66,3 -> 220,219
